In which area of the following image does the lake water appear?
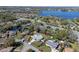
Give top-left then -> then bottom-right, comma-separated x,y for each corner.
39,10 -> 79,19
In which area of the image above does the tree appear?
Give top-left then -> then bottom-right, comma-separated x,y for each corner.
3,37 -> 15,48
0,12 -> 16,22
53,29 -> 68,41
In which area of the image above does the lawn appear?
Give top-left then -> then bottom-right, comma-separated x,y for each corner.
31,41 -> 51,52
70,42 -> 79,52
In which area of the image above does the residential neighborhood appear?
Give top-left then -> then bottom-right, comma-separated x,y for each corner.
0,7 -> 79,52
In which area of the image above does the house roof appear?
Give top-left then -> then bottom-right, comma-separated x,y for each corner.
31,33 -> 43,41
63,47 -> 74,52
46,40 -> 58,48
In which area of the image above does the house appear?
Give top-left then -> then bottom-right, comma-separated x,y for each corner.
34,23 -> 47,33
9,30 -> 16,37
63,47 -> 74,52
15,18 -> 26,22
31,33 -> 43,41
72,30 -> 79,42
67,22 -> 77,29
46,40 -> 59,48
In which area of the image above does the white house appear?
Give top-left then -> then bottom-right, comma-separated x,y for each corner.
31,33 -> 43,41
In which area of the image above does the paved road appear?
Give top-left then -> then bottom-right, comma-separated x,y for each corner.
21,39 -> 40,52
0,47 -> 14,52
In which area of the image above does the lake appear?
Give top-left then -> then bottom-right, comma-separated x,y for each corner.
39,10 -> 79,19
